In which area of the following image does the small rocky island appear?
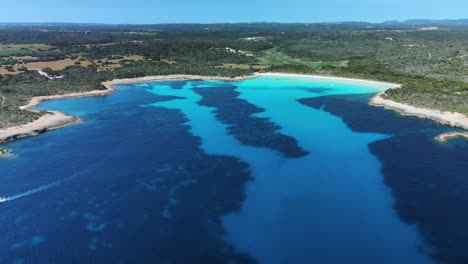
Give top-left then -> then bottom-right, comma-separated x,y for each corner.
0,148 -> 9,156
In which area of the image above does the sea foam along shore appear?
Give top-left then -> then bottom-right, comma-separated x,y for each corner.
0,74 -> 259,145
370,92 -> 468,130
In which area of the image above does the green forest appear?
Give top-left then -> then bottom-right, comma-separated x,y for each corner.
1,23 -> 468,128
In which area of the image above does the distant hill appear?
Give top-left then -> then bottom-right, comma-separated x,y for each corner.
384,19 -> 468,25
1,20 -> 468,27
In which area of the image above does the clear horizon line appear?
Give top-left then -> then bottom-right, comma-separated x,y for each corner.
1,18 -> 467,26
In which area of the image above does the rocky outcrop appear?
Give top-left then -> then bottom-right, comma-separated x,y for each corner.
0,111 -> 80,144
435,132 -> 468,142
0,148 -> 8,155
370,92 -> 468,130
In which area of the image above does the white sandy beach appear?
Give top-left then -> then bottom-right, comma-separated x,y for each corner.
101,74 -> 258,88
259,72 -> 401,87
0,73 -> 466,146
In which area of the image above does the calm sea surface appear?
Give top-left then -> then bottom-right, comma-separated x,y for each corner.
1,76 -> 467,264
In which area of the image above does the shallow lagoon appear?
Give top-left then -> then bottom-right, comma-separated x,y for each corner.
0,75 -> 467,263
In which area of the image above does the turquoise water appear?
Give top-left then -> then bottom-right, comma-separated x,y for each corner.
0,75 -> 465,263
143,76 -> 430,264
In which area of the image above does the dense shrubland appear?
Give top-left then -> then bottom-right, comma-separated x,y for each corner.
1,23 -> 467,127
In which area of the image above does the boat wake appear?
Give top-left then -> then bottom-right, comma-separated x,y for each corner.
0,174 -> 78,204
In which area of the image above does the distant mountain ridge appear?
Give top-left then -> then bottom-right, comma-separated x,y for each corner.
1,19 -> 468,27
384,19 -> 468,25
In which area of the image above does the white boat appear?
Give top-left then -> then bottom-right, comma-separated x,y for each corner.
0,197 -> 7,203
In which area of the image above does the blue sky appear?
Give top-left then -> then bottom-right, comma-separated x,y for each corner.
2,0 -> 467,24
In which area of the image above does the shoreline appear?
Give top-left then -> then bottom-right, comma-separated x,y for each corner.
0,74 -> 258,146
435,132 -> 468,142
259,72 -> 402,87
370,92 -> 468,130
0,111 -> 81,144
101,74 -> 259,88
100,73 -> 402,88
0,84 -> 117,145
0,72 -> 464,147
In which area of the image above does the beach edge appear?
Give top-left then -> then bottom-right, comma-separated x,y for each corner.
370,92 -> 468,131
1,72 -> 465,148
0,74 -> 260,146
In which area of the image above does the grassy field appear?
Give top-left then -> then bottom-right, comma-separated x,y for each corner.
0,44 -> 53,51
216,63 -> 269,70
0,67 -> 21,75
259,48 -> 348,67
0,49 -> 31,56
0,44 -> 54,57
0,55 -> 147,75
81,40 -> 143,48
94,55 -> 146,71
24,58 -> 92,71
0,44 -> 52,50
10,56 -> 39,61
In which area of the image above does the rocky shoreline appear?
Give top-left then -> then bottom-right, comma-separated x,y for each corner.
370,92 -> 468,130
0,111 -> 80,144
0,85 -> 115,144
435,132 -> 468,142
0,147 -> 8,155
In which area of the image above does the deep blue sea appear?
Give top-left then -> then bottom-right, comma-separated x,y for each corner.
1,75 -> 468,264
